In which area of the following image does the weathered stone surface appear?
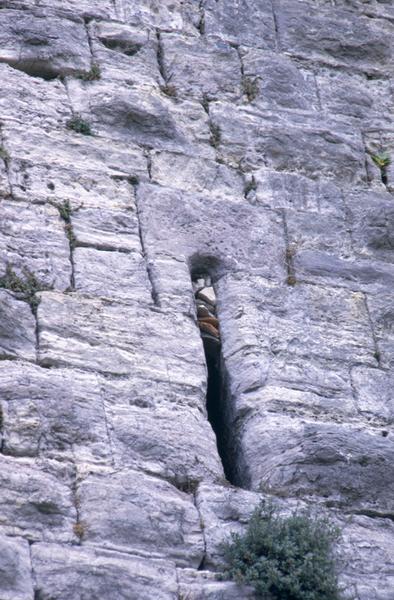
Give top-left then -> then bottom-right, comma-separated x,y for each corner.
0,9 -> 91,78
210,103 -> 366,183
241,48 -> 319,111
73,247 -> 152,304
177,568 -> 255,599
0,200 -> 71,290
0,0 -> 392,596
37,291 -> 206,385
204,0 -> 276,48
161,34 -> 241,101
32,544 -> 178,600
0,535 -> 33,600
276,1 -> 394,75
3,123 -> 147,206
0,361 -> 110,463
0,455 -> 76,542
79,468 -> 204,566
107,402 -> 224,483
0,290 -> 36,361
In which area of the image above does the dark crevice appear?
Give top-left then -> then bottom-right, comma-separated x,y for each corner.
99,37 -> 143,57
191,261 -> 248,488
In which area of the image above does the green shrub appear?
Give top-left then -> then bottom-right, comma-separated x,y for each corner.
222,502 -> 343,600
0,264 -> 49,313
77,63 -> 101,81
66,114 -> 93,136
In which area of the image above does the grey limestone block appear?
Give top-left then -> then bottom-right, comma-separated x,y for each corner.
89,20 -> 160,87
0,455 -> 76,542
0,535 -> 34,600
32,543 -> 178,600
107,402 -> 224,484
240,48 -> 319,111
78,468 -> 205,567
240,412 -> 394,513
351,365 -> 394,424
0,361 -> 111,464
275,0 -> 394,75
73,247 -> 152,304
209,103 -> 366,183
0,200 -> 71,291
0,8 -> 91,79
3,122 -> 147,206
117,0 -> 201,35
0,290 -> 36,361
160,33 -> 241,101
177,568 -> 255,599
204,0 -> 276,48
150,150 -> 244,198
37,291 -> 206,387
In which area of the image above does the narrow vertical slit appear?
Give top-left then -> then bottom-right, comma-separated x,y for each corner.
192,269 -> 247,488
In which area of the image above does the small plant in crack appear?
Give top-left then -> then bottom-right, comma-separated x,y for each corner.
209,122 -> 221,148
77,63 -> 101,81
0,146 -> 9,161
52,200 -> 77,248
66,113 -> 93,136
371,151 -> 390,185
0,264 -> 50,313
73,521 -> 87,541
77,63 -> 101,82
160,83 -> 177,98
242,76 -> 259,102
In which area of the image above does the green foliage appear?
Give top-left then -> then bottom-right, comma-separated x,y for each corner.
0,264 -> 49,313
371,152 -> 390,169
222,502 -> 343,600
0,146 -> 9,161
66,114 -> 93,136
243,76 -> 259,102
77,63 -> 101,82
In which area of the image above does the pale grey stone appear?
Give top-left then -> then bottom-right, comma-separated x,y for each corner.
276,1 -> 393,75
32,544 -> 178,600
117,0 -> 201,34
240,48 -> 319,111
0,535 -> 34,600
71,206 -> 141,253
160,33 -> 241,101
204,0 -> 276,48
37,292 -> 206,387
0,455 -> 76,542
74,247 -> 152,304
0,361 -> 111,464
3,122 -> 147,207
210,103 -> 366,183
79,468 -> 205,567
89,21 -> 160,87
150,151 -> 244,198
0,9 -> 91,79
351,365 -> 394,424
0,200 -> 71,291
107,403 -> 224,484
177,568 -> 255,599
367,294 -> 394,369
0,290 -> 36,361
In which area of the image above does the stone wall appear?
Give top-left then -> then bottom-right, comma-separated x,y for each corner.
0,0 -> 393,598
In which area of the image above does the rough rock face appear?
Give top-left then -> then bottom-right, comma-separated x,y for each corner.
0,0 -> 392,598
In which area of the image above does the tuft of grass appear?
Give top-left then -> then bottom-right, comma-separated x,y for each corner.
209,122 -> 221,148
0,146 -> 9,161
77,63 -> 101,82
0,264 -> 49,313
371,152 -> 390,170
160,83 -> 177,98
66,114 -> 93,136
222,501 -> 343,600
73,521 -> 87,541
243,76 -> 259,102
